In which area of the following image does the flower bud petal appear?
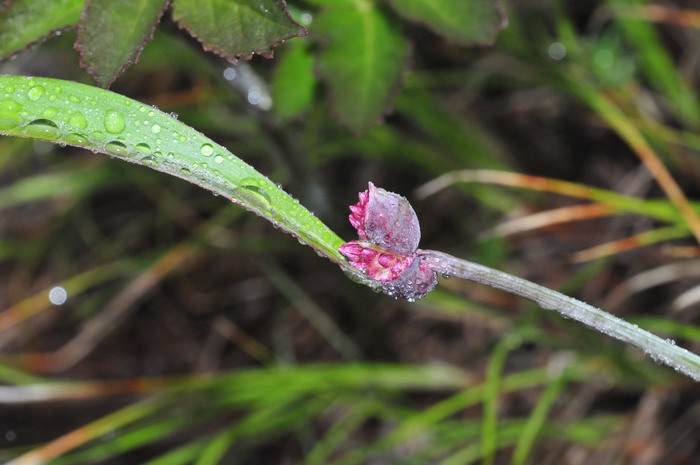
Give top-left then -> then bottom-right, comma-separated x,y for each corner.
381,257 -> 437,301
339,241 -> 414,282
364,183 -> 420,256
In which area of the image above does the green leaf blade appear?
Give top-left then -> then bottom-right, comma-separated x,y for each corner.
75,0 -> 170,88
0,0 -> 85,60
171,0 -> 306,61
271,41 -> 316,119
314,0 -> 409,135
0,75 -> 357,275
385,0 -> 506,45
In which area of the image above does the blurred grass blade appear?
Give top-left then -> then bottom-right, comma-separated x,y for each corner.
0,75 -> 364,280
570,225 -> 689,262
482,335 -> 520,465
511,364 -> 570,465
416,169 -> 688,224
0,0 -> 84,60
385,0 -> 506,45
76,0 -> 170,87
610,0 -> 700,126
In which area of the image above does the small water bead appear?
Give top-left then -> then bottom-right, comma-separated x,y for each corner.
178,135 -> 186,143
42,107 -> 59,118
104,110 -> 125,134
0,110 -> 22,130
150,124 -> 161,134
231,179 -> 272,212
23,119 -> 60,138
135,143 -> 151,154
68,94 -> 81,103
141,155 -> 158,165
105,140 -> 128,155
180,167 -> 191,175
200,143 -> 214,157
68,112 -> 88,129
0,98 -> 22,111
64,133 -> 88,145
27,85 -> 45,101
214,154 -> 224,164
167,152 -> 175,159
92,131 -> 105,141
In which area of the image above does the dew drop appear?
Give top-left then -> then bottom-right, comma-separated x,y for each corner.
23,119 -> 60,138
214,154 -> 224,164
68,112 -> 88,129
105,140 -> 128,155
200,143 -> 214,157
135,143 -> 151,154
0,98 -> 22,111
178,135 -> 187,143
232,178 -> 272,212
141,155 -> 158,165
0,110 -> 23,130
180,167 -> 191,175
68,94 -> 81,103
64,132 -> 88,145
104,110 -> 125,134
167,152 -> 175,159
27,85 -> 45,101
92,130 -> 105,141
150,123 -> 161,134
42,107 -> 58,118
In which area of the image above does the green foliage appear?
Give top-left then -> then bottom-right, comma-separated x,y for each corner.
314,0 -> 409,134
171,0 -> 306,60
75,0 -> 170,87
385,0 -> 505,44
0,75 -> 353,272
0,0 -> 84,60
0,0 -> 505,133
271,41 -> 316,119
3,0 -> 700,463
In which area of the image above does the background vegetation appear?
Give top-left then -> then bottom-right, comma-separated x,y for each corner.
1,0 -> 700,463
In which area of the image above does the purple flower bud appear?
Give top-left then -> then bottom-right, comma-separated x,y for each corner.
340,183 -> 437,300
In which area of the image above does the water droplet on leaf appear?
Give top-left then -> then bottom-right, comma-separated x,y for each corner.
200,143 -> 214,157
105,140 -> 128,155
23,119 -> 59,138
27,85 -> 45,101
64,133 -> 88,145
0,110 -> 23,129
135,143 -> 151,154
104,110 -> 125,134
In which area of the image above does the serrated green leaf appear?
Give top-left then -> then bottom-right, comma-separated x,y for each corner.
0,75 -> 376,286
0,0 -> 84,60
171,0 -> 306,61
272,41 -> 316,119
314,0 -> 410,135
385,0 -> 506,45
75,0 -> 169,88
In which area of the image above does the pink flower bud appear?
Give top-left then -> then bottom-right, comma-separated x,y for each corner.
340,183 -> 437,300
347,182 -> 420,256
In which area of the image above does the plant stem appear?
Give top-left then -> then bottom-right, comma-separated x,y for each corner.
418,249 -> 700,382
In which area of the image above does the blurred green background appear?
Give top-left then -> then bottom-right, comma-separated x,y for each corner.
1,1 -> 700,464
